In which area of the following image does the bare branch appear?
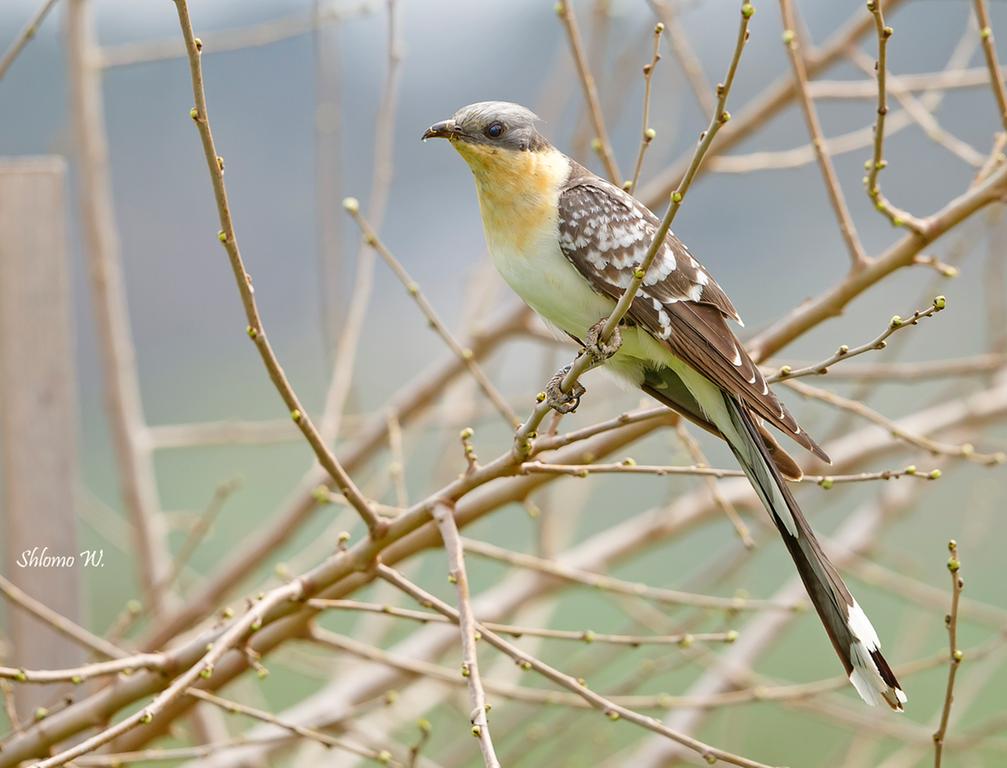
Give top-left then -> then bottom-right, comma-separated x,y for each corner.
933,540 -> 965,767
974,0 -> 1007,131
170,0 -> 382,536
768,296 -> 947,382
0,575 -> 126,661
865,0 -> 926,231
0,0 -> 61,80
628,23 -> 664,195
378,565 -> 779,768
557,1 -> 622,183
779,0 -> 869,268
345,205 -> 519,426
432,503 -> 500,768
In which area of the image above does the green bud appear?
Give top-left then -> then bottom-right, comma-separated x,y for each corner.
741,3 -> 755,19
934,295 -> 946,310
671,191 -> 683,203
644,127 -> 656,141
782,29 -> 795,45
342,197 -> 360,213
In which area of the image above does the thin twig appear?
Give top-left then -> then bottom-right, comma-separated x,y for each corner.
345,205 -> 519,426
432,504 -> 500,768
628,23 -> 664,194
186,688 -> 401,766
171,0 -> 382,536
0,680 -> 22,736
307,599 -> 738,646
67,0 -> 173,616
386,410 -> 409,508
557,1 -> 622,183
974,0 -> 1007,131
779,0 -> 869,268
639,0 -> 909,208
847,47 -> 986,169
768,296 -> 947,382
865,0 -> 926,231
154,478 -> 241,595
0,0 -> 61,80
747,152 -> 1007,361
647,0 -> 715,117
809,66 -> 1007,101
97,1 -> 380,69
0,576 -> 125,661
784,378 -> 1007,465
377,565 -> 779,768
517,461 -> 940,486
933,540 -> 965,767
461,538 -> 797,612
29,582 -> 306,767
0,653 -> 166,684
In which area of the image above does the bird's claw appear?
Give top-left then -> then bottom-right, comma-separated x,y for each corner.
545,365 -> 586,414
585,319 -> 622,363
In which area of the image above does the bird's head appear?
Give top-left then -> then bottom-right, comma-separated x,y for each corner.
422,101 -> 551,178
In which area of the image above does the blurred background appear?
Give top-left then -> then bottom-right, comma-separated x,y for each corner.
1,0 -> 1006,766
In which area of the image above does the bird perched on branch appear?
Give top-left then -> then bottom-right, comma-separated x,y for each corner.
423,100 -> 906,711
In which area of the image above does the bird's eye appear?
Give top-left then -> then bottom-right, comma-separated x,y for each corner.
485,122 -> 505,139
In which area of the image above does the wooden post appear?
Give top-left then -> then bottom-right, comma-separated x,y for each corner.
0,157 -> 83,716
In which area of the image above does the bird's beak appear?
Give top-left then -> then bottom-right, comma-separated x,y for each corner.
422,119 -> 457,141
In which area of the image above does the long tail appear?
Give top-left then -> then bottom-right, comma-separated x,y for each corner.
718,394 -> 907,710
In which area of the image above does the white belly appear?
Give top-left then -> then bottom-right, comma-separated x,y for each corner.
486,233 -> 684,390
488,236 -> 613,340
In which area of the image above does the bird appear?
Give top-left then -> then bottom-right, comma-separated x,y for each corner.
422,100 -> 906,711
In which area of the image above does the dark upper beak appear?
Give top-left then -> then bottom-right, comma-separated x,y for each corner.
422,119 -> 457,141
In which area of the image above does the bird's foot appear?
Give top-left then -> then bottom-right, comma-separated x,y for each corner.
585,319 -> 622,363
544,365 -> 586,414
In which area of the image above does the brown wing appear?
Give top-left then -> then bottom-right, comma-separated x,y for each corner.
558,163 -> 829,463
